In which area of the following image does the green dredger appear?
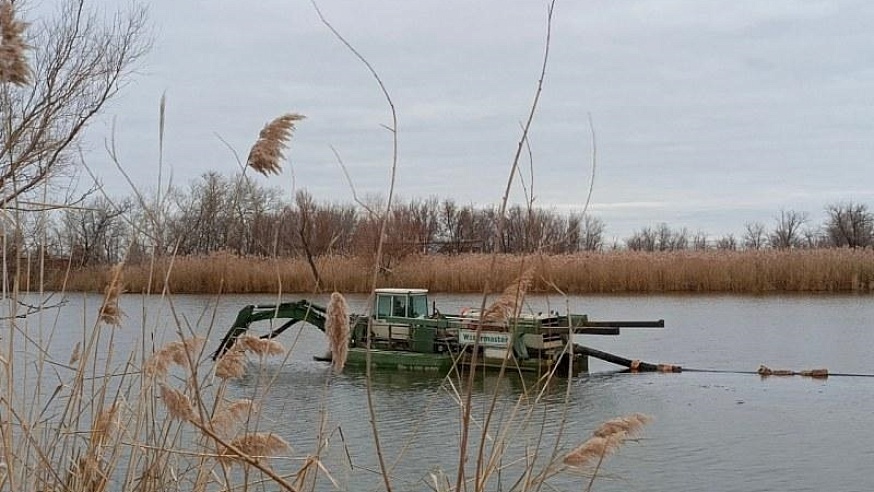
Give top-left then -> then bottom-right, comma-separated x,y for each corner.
213,288 -> 664,375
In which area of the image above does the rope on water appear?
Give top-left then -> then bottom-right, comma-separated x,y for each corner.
648,366 -> 874,379
575,344 -> 874,379
683,365 -> 829,379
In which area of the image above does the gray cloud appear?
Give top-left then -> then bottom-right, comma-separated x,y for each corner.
80,0 -> 874,239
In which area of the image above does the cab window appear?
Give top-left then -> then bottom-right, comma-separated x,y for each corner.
409,295 -> 427,318
376,295 -> 392,318
392,296 -> 407,317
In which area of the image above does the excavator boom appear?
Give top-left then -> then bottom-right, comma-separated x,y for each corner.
211,300 -> 331,360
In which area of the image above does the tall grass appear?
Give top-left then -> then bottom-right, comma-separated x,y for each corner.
44,248 -> 874,294
0,262 -> 650,491
0,264 -> 315,491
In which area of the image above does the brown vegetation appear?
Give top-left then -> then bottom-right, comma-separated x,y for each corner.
97,263 -> 125,326
481,268 -> 534,321
564,413 -> 652,467
325,292 -> 350,371
0,1 -> 30,86
247,113 -> 305,176
46,248 -> 874,294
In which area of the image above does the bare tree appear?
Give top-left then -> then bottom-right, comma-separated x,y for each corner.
229,176 -> 283,255
743,221 -> 767,250
295,189 -> 322,288
801,225 -> 825,249
693,231 -> 708,251
626,223 -> 689,251
668,226 -> 689,251
60,197 -> 131,266
769,209 -> 808,249
715,234 -> 737,251
655,223 -> 673,251
404,196 -> 440,253
437,199 -> 482,254
824,202 -> 873,249
579,214 -> 604,252
502,205 -> 565,253
0,0 -> 150,206
626,226 -> 656,252
167,172 -> 232,255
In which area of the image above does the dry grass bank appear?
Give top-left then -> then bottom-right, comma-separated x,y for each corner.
48,248 -> 874,294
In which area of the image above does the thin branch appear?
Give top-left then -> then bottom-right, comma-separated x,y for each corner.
580,113 -> 597,217
463,3 -> 556,491
0,297 -> 67,320
311,2 -> 398,491
330,145 -> 377,217
213,132 -> 246,172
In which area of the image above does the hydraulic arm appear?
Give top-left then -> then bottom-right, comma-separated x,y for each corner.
211,300 -> 329,360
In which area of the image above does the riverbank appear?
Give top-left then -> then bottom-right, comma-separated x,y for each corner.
39,249 -> 874,294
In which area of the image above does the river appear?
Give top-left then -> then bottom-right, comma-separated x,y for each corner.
6,292 -> 874,491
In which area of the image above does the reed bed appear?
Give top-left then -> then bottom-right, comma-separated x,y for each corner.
1,8 -> 651,486
0,267 -> 628,491
50,253 -> 374,294
539,248 -> 874,294
45,248 -> 874,294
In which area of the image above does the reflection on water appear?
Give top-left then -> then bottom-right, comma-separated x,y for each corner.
4,292 -> 874,491
222,361 -> 576,490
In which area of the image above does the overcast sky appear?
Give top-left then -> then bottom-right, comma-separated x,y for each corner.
77,0 -> 874,241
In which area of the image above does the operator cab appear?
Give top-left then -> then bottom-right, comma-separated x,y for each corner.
374,288 -> 429,319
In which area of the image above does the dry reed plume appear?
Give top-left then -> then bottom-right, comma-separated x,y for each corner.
214,335 -> 286,379
0,1 -> 30,86
63,403 -> 123,492
218,433 -> 290,465
98,264 -> 125,326
236,334 -> 286,357
65,455 -> 108,492
247,113 -> 305,176
215,348 -> 247,380
144,337 -> 205,378
564,413 -> 652,467
325,292 -> 350,372
148,337 -> 293,486
211,399 -> 257,431
481,267 -> 534,321
159,384 -> 198,423
90,402 -> 121,449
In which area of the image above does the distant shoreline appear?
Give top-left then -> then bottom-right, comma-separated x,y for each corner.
29,249 -> 873,295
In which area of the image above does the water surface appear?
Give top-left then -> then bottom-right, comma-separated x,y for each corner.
8,292 -> 874,491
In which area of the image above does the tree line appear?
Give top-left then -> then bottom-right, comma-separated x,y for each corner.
14,171 -> 871,268
624,206 -> 873,252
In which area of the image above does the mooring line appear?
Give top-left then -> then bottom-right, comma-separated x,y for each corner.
576,344 -> 874,379
680,368 -> 759,375
682,368 -> 874,378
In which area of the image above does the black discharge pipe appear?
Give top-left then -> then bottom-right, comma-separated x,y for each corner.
572,344 -> 681,372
